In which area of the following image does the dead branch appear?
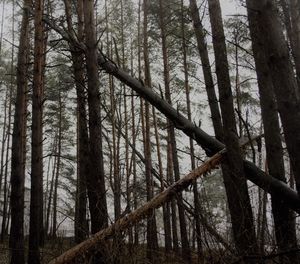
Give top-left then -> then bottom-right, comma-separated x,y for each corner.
48,151 -> 224,264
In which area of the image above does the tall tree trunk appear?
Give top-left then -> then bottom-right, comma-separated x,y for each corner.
64,0 -> 89,244
1,43 -> 14,242
188,5 -> 246,250
28,0 -> 45,262
280,0 -> 300,89
51,93 -> 62,238
181,0 -> 203,260
166,134 -> 179,253
158,0 -> 183,256
45,136 -> 57,237
0,87 -> 8,197
142,0 -> 159,261
157,1 -> 190,261
153,107 -> 172,252
83,0 -> 108,236
247,0 -> 300,195
208,0 -> 259,260
246,1 -> 299,262
189,0 -> 223,138
9,0 -> 29,263
289,0 -> 300,90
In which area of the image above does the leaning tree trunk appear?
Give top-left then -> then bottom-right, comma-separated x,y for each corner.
49,150 -> 225,264
246,0 -> 300,196
9,1 -> 29,263
41,11 -> 300,213
207,0 -> 259,260
246,0 -> 299,262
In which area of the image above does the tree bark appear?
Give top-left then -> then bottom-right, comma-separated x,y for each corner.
64,0 -> 89,244
183,1 -> 203,260
142,0 -> 159,261
207,0 -> 259,259
28,0 -> 45,263
8,1 -> 29,256
246,0 -> 300,195
83,0 -> 108,238
246,0 -> 299,261
51,93 -> 62,238
189,0 -> 223,138
158,0 -> 190,260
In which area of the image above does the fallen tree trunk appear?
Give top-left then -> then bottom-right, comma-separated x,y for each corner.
97,53 -> 300,213
49,151 -> 224,264
38,10 -> 300,213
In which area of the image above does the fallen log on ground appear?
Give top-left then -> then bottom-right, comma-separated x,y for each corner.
49,151 -> 224,264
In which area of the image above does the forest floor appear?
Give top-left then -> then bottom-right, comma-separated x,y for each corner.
0,237 -> 228,264
0,238 -> 278,263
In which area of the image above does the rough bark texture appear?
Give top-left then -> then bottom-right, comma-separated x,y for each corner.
207,0 -> 259,258
246,1 -> 299,262
247,0 -> 300,195
51,94 -> 62,238
83,0 -> 108,235
284,0 -> 300,90
153,107 -> 172,252
28,0 -> 45,263
64,0 -> 89,243
9,0 -> 30,263
189,0 -> 223,137
143,0 -> 159,261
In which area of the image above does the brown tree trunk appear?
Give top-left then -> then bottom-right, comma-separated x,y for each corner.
64,0 -> 89,243
2,41 -> 14,243
28,0 -> 45,263
142,0 -> 159,261
182,1 -> 203,260
83,0 -> 108,236
8,0 -> 29,250
208,0 -> 259,260
51,93 -> 62,238
247,0 -> 300,196
280,0 -> 300,90
246,1 -> 299,262
189,0 -> 223,138
45,136 -> 57,237
156,1 -> 190,260
153,107 -> 172,252
0,88 -> 8,197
